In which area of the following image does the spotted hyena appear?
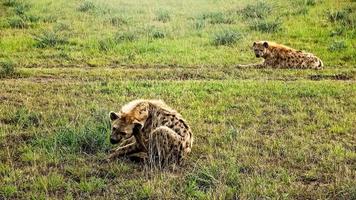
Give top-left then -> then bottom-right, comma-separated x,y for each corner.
239,41 -> 323,69
108,99 -> 193,167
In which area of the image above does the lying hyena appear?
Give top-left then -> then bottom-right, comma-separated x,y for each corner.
239,41 -> 323,69
107,99 -> 193,167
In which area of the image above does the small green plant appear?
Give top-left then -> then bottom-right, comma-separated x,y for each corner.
7,108 -> 41,128
54,22 -> 71,32
212,30 -> 241,46
7,16 -> 27,28
13,3 -> 29,16
155,9 -> 171,23
186,167 -> 220,192
115,31 -> 138,42
327,9 -> 350,23
241,1 -> 272,19
250,19 -> 282,33
151,29 -> 166,39
25,14 -> 40,23
77,1 -> 95,12
42,15 -> 58,23
193,19 -> 206,30
34,173 -> 65,193
98,38 -> 116,51
34,31 -> 68,48
326,7 -> 354,28
77,177 -> 106,194
110,16 -> 128,27
0,185 -> 17,198
305,0 -> 316,6
330,27 -> 344,37
3,0 -> 18,7
0,60 -> 16,78
198,12 -> 234,24
328,41 -> 347,52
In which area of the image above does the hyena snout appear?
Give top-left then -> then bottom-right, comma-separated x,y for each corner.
110,136 -> 120,144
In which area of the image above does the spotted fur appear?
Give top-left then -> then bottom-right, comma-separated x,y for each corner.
108,99 -> 193,167
240,41 -> 323,69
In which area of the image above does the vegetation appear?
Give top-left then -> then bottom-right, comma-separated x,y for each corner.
0,0 -> 355,199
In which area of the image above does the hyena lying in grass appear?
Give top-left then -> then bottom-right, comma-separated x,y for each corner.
108,99 -> 193,168
238,41 -> 323,69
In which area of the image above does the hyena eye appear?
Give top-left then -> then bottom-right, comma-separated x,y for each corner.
112,127 -> 117,132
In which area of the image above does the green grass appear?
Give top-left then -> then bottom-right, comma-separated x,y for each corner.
0,0 -> 355,199
0,0 -> 354,67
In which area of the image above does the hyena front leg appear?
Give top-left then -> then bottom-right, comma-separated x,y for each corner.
107,138 -> 141,161
109,136 -> 136,153
148,126 -> 184,168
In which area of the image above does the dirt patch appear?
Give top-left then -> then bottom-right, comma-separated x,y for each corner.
0,132 -> 35,148
309,73 -> 354,81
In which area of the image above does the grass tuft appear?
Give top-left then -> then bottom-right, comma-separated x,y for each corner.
326,7 -> 354,28
42,15 -> 58,23
34,114 -> 111,155
54,22 -> 71,32
305,0 -> 316,6
34,173 -> 65,193
7,16 -> 27,28
249,19 -> 282,33
3,0 -> 18,7
155,9 -> 171,23
77,1 -> 95,12
241,1 -> 271,19
328,40 -> 347,52
34,31 -> 68,48
186,166 -> 220,193
3,108 -> 41,128
330,27 -> 344,37
192,19 -> 206,30
0,185 -> 17,198
150,28 -> 166,39
115,31 -> 138,42
77,177 -> 106,194
110,16 -> 129,27
0,60 -> 16,78
212,30 -> 241,46
13,3 -> 29,16
198,12 -> 234,24
98,38 -> 116,51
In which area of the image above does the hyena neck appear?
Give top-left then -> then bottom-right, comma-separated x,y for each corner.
141,104 -> 160,138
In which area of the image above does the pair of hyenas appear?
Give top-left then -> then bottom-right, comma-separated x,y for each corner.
107,41 -> 323,166
107,99 -> 193,167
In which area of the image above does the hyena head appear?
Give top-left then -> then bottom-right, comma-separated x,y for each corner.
109,102 -> 149,144
252,41 -> 269,58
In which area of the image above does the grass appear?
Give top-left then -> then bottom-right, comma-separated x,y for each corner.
249,19 -> 282,33
77,1 -> 95,12
240,1 -> 272,19
155,9 -> 171,23
34,31 -> 68,48
212,30 -> 241,46
0,0 -> 355,199
0,60 -> 16,78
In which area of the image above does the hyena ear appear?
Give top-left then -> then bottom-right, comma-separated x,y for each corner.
109,111 -> 120,121
263,41 -> 269,48
253,42 -> 256,46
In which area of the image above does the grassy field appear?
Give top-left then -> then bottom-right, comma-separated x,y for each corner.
0,0 -> 355,199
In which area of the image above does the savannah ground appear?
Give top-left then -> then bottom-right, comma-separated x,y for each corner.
0,0 -> 355,199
